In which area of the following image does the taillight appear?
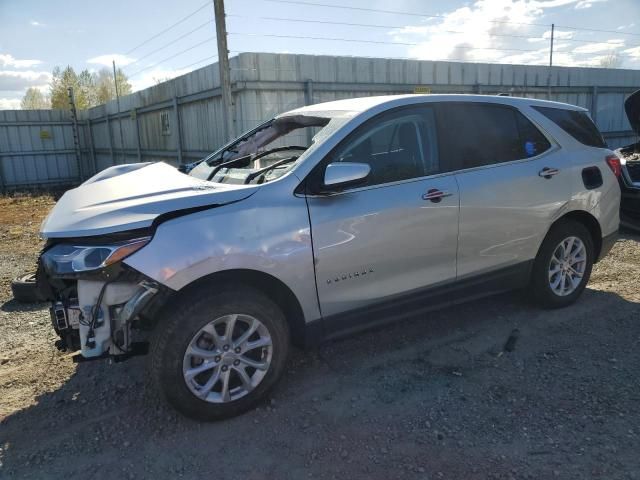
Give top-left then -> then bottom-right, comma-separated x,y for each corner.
605,154 -> 622,178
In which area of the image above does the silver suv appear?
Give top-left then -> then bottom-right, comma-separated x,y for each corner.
38,94 -> 620,420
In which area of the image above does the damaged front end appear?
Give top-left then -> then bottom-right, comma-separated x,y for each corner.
37,234 -> 167,362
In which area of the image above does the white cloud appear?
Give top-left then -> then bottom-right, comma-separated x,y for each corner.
87,54 -> 137,67
129,67 -> 192,93
29,20 -> 44,27
623,46 -> 640,59
0,70 -> 52,92
0,98 -> 21,110
547,30 -> 574,40
388,0 -> 631,68
528,29 -> 574,42
391,0 -> 566,64
617,23 -> 635,30
530,0 -> 581,7
573,39 -> 624,54
0,54 -> 42,69
575,0 -> 608,9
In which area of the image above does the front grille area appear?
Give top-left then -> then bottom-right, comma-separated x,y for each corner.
626,161 -> 640,183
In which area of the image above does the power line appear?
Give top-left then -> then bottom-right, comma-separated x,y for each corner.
555,24 -> 640,38
176,54 -> 219,71
125,20 -> 211,68
227,14 -> 640,50
243,0 -> 640,40
128,36 -> 217,78
228,31 -> 542,53
125,1 -> 212,55
125,20 -> 212,70
258,0 -> 549,28
173,50 -> 243,71
227,14 -> 543,41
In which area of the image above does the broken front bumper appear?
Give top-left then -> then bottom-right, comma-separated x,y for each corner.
44,276 -> 159,360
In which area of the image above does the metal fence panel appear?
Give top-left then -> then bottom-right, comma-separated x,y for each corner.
0,109 -> 86,189
1,53 -> 638,190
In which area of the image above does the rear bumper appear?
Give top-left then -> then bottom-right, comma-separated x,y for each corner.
598,231 -> 618,262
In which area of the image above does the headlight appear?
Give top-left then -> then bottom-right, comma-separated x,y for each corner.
41,237 -> 150,275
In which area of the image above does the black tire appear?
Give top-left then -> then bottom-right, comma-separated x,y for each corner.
150,283 -> 290,421
530,220 -> 594,309
11,272 -> 42,303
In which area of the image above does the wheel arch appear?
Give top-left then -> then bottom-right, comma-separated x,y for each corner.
549,210 -> 603,261
150,269 -> 311,348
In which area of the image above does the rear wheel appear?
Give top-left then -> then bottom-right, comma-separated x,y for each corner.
530,220 -> 594,308
150,284 -> 290,421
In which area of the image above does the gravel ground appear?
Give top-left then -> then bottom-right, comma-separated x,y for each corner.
1,195 -> 640,480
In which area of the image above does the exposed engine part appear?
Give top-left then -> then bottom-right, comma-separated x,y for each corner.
120,281 -> 159,325
49,300 -> 81,352
76,279 -> 159,358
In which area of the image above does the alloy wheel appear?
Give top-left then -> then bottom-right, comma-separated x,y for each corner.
548,236 -> 587,296
182,314 -> 272,403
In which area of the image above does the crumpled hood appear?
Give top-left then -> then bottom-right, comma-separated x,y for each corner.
625,89 -> 640,135
41,162 -> 257,238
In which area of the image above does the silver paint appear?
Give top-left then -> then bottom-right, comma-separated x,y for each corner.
323,162 -> 371,188
41,94 -> 621,343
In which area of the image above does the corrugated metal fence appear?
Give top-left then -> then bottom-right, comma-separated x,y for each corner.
0,109 -> 91,189
0,52 -> 638,190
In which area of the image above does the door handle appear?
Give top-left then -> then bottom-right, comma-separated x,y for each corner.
539,167 -> 560,179
422,188 -> 452,203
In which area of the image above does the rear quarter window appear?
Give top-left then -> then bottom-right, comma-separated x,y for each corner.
532,106 -> 606,148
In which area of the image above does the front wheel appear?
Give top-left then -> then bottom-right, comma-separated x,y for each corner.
150,285 -> 290,421
530,220 -> 594,308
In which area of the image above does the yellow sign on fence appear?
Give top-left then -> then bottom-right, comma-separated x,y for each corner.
413,86 -> 432,94
39,130 -> 52,139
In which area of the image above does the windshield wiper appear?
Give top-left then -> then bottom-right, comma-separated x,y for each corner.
207,154 -> 253,181
243,156 -> 299,184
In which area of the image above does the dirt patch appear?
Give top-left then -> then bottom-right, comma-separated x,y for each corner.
0,196 -> 639,479
0,194 -> 54,253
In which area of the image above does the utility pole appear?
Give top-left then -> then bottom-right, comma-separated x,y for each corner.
213,0 -> 234,142
67,86 -> 84,180
112,59 -> 125,163
547,23 -> 555,100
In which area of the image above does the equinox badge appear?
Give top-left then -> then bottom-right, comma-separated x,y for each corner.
327,268 -> 374,285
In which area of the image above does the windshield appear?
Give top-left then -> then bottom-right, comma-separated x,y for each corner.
189,115 -> 332,185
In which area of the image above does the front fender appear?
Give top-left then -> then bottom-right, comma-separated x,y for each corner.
124,184 -> 321,323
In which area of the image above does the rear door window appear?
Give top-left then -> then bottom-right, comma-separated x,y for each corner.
532,106 -> 606,148
436,103 -> 551,171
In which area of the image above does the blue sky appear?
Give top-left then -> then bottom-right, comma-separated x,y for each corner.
1,0 -> 639,109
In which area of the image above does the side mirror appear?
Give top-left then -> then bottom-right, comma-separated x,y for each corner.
323,162 -> 371,190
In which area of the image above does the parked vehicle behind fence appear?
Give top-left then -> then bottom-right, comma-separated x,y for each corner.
36,94 -> 620,420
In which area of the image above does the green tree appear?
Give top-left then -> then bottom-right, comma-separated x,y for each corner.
48,65 -> 133,110
78,69 -> 97,108
50,66 -> 83,109
94,67 -> 132,104
598,53 -> 623,69
20,87 -> 50,109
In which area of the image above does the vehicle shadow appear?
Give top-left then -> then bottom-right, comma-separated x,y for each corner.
1,285 -> 639,479
0,298 -> 48,313
619,227 -> 640,241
